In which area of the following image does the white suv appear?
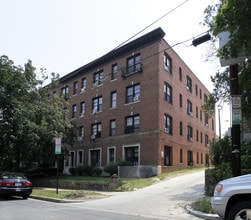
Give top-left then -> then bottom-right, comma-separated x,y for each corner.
211,174 -> 251,220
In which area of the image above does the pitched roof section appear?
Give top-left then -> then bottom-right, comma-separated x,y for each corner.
60,27 -> 165,83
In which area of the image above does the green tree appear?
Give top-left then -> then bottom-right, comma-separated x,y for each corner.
209,136 -> 232,167
202,0 -> 251,117
0,55 -> 73,171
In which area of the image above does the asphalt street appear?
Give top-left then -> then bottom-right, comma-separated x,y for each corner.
0,170 -> 221,220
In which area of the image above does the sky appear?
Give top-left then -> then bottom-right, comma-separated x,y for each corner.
0,0 -> 230,134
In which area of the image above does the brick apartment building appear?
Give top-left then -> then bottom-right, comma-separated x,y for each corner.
54,27 -> 215,174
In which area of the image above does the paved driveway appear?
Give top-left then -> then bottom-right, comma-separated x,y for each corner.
69,170 -> 206,219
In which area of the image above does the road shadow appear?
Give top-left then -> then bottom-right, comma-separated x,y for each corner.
0,196 -> 25,202
168,183 -> 205,202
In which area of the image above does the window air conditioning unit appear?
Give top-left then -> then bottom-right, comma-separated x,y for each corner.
77,136 -> 83,141
164,128 -> 169,133
93,81 -> 99,87
91,135 -> 96,140
189,137 -> 193,141
164,65 -> 169,72
133,96 -> 139,102
81,87 -> 86,92
189,112 -> 193,117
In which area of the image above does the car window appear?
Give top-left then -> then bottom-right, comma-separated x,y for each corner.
0,173 -> 25,179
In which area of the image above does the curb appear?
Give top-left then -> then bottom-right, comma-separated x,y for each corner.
30,195 -> 85,203
186,205 -> 222,220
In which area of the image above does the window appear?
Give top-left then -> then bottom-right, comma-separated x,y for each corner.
77,150 -> 83,165
200,132 -> 203,143
196,107 -> 198,118
199,89 -> 202,99
205,134 -> 209,147
187,125 -> 193,141
92,96 -> 103,113
179,67 -> 182,81
79,126 -> 84,137
187,100 -> 193,116
124,146 -> 139,165
197,153 -> 199,164
93,71 -> 103,87
200,110 -> 202,121
125,115 -> 139,134
164,83 -> 172,104
164,114 -> 172,134
110,91 -> 117,108
81,78 -> 86,92
212,119 -> 214,131
205,115 -> 209,126
180,122 -> 183,135
91,123 -> 102,139
186,76 -> 192,93
110,120 -> 116,136
69,151 -> 75,167
72,104 -> 77,118
196,130 -> 199,141
164,146 -> 172,166
73,81 -> 78,95
179,94 -> 183,107
180,149 -> 183,163
126,54 -> 141,75
195,84 -> 198,96
108,148 -> 115,163
187,150 -> 193,166
111,64 -> 118,80
204,94 -> 208,103
201,153 -> 203,164
61,86 -> 69,100
90,149 -> 100,167
126,84 -> 140,103
80,101 -> 85,116
164,53 -> 172,73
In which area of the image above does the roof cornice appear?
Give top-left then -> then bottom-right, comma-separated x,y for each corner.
60,27 -> 165,83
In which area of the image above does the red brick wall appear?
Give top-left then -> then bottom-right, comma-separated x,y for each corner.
54,38 -> 215,172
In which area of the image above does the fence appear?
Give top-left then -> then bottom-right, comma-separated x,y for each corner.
118,165 -> 160,178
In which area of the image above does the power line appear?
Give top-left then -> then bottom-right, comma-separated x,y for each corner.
113,0 -> 189,50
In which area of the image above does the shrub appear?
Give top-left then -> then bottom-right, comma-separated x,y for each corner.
85,166 -> 93,176
76,165 -> 88,176
104,162 -> 118,175
209,136 -> 232,168
91,167 -> 102,176
211,162 -> 232,184
191,197 -> 215,214
118,160 -> 133,166
69,167 -> 77,175
241,154 -> 251,169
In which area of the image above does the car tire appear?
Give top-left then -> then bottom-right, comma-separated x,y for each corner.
22,195 -> 29,200
227,200 -> 251,220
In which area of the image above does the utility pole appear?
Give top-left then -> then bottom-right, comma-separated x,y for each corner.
230,64 -> 241,177
218,31 -> 246,177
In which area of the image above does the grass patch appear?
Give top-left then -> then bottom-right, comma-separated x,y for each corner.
117,178 -> 156,191
191,197 -> 215,214
32,189 -> 103,199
